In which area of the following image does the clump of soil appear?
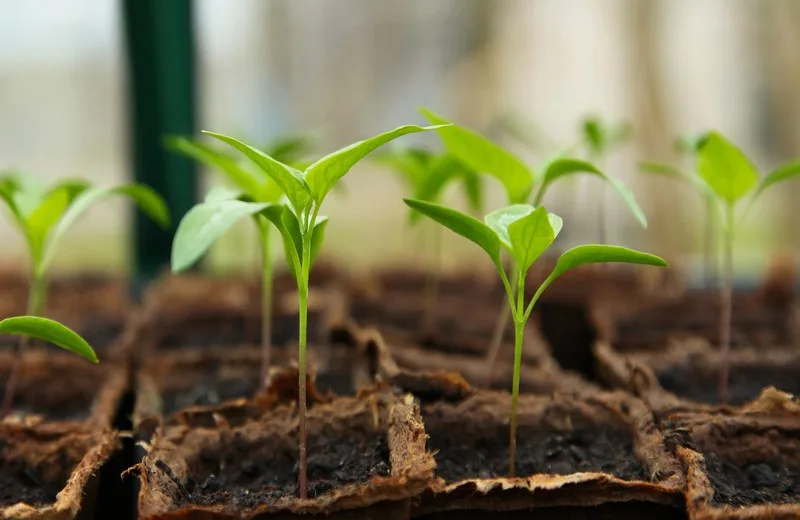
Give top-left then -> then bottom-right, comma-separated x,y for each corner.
426,420 -> 646,482
0,460 -> 58,507
184,432 -> 390,507
656,363 -> 800,406
704,452 -> 799,506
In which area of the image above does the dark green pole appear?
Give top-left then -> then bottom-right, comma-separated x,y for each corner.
122,0 -> 198,289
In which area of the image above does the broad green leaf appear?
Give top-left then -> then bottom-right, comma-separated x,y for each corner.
42,184 -> 169,274
26,181 -> 91,264
304,124 -> 443,204
404,198 -> 502,267
172,200 -> 272,272
507,206 -> 560,272
536,158 -> 647,227
0,178 -> 27,229
204,186 -> 243,203
0,316 -> 97,363
484,204 -> 534,251
751,161 -> 800,202
421,108 -> 532,203
166,136 -> 277,201
697,132 -> 758,205
408,154 -> 466,225
549,244 -> 667,281
204,131 -> 310,212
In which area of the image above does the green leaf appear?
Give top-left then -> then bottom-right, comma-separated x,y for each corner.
507,206 -> 561,272
172,199 -> 272,272
41,184 -> 169,274
421,108 -> 532,203
304,124 -> 443,204
697,132 -> 758,205
373,147 -> 432,190
203,131 -> 311,212
536,158 -> 647,227
407,154 -> 467,225
265,134 -> 315,166
674,132 -> 710,155
461,168 -> 483,215
282,214 -> 329,278
204,186 -> 243,203
0,177 -> 28,230
0,316 -> 97,363
404,198 -> 502,267
484,204 -> 534,251
26,181 -> 91,264
638,161 -> 711,195
549,244 -> 667,281
751,161 -> 800,202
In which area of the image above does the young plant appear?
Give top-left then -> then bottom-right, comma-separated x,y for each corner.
198,123 -> 441,498
694,131 -> 800,401
580,116 -> 634,244
419,109 -> 648,380
404,199 -> 666,476
0,175 -> 168,416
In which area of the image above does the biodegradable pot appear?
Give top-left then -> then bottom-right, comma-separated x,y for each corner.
0,422 -> 119,519
413,389 -> 685,518
0,351 -> 128,430
136,389 -> 434,519
665,390 -> 800,519
594,340 -> 800,415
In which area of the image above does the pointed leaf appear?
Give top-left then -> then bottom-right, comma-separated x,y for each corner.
404,198 -> 501,266
304,124 -> 443,204
0,177 -> 27,230
26,180 -> 92,264
697,132 -> 758,205
550,245 -> 667,281
172,200 -> 270,272
41,184 -> 169,274
537,158 -> 647,227
638,161 -> 711,195
752,161 -> 800,202
373,147 -> 432,190
408,154 -> 465,225
204,186 -> 243,203
203,131 -> 310,212
507,207 -> 560,272
484,204 -> 535,251
421,108 -> 532,203
0,316 -> 97,363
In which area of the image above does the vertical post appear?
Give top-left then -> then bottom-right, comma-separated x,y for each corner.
122,0 -> 198,289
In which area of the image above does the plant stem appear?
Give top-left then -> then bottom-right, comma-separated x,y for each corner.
297,208 -> 317,499
1,272 -> 45,419
717,205 -> 734,402
704,193 -> 716,289
258,220 -> 273,390
508,268 -> 525,477
484,266 -> 516,387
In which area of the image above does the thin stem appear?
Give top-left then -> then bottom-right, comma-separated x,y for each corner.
508,267 -> 526,477
717,204 -> 734,403
484,259 -> 517,387
1,271 -> 45,419
258,220 -> 273,390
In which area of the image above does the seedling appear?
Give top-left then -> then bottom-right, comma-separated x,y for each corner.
639,132 -> 717,286
200,123 -> 441,498
420,109 -> 648,380
375,147 -> 483,329
405,199 -> 666,476
0,174 -> 168,416
580,116 -> 634,244
693,131 -> 800,401
0,316 -> 97,363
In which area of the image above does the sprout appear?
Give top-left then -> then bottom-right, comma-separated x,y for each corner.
405,199 -> 666,476
199,123 -> 442,498
0,175 -> 164,416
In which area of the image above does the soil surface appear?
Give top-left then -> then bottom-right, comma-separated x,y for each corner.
704,452 -> 799,506
427,422 -> 645,482
184,433 -> 390,507
415,502 -> 686,520
0,460 -> 58,507
162,379 -> 261,416
656,363 -> 800,406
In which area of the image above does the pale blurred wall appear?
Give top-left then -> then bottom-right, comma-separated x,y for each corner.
0,0 -> 797,275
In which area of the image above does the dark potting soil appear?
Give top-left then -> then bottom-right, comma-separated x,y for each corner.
656,363 -> 800,406
184,433 -> 390,508
415,501 -> 686,520
704,451 -> 800,506
427,424 -> 646,483
162,378 -> 261,416
0,461 -> 58,507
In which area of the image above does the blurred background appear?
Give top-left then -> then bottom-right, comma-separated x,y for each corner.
1,0 -> 798,283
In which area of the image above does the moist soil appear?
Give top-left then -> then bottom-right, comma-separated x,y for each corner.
655,362 -> 800,406
426,421 -> 645,483
703,452 -> 800,507
183,431 -> 390,508
161,378 -> 261,417
0,460 -> 58,507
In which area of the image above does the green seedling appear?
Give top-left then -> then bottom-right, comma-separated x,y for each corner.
639,132 -> 716,286
693,131 -> 800,401
580,115 -> 634,244
0,174 -> 165,416
405,199 -> 666,476
375,146 -> 483,330
195,123 -> 441,498
420,109 -> 648,381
